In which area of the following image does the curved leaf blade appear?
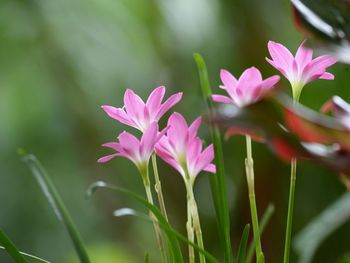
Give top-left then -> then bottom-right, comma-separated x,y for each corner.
87,181 -> 220,263
0,229 -> 28,263
20,152 -> 91,263
236,224 -> 250,263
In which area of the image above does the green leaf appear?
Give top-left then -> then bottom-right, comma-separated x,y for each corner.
294,192 -> 350,263
194,53 -> 233,263
291,0 -> 350,63
236,224 -> 250,263
246,204 -> 275,263
0,245 -> 50,263
20,152 -> 91,263
87,181 -> 220,263
144,253 -> 149,263
0,228 -> 28,263
212,93 -> 350,180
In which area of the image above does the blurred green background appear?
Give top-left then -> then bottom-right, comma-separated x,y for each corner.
1,0 -> 350,262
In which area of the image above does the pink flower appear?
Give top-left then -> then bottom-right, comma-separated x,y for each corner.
212,67 -> 280,107
266,41 -> 337,99
156,112 -> 216,181
102,86 -> 182,132
98,122 -> 165,172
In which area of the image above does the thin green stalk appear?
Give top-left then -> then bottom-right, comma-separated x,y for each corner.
245,136 -> 264,263
283,93 -> 299,263
283,158 -> 297,263
186,189 -> 195,263
141,169 -> 168,263
188,182 -> 206,263
151,153 -> 169,221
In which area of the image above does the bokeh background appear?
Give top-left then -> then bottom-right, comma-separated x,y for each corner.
1,0 -> 350,262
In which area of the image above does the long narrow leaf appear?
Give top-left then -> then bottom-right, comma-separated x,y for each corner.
0,229 -> 28,263
0,246 -> 50,263
20,151 -> 91,263
194,53 -> 233,263
294,192 -> 350,263
246,204 -> 275,263
87,181 -> 220,263
236,224 -> 250,263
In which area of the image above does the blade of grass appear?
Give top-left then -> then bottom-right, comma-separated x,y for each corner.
194,53 -> 233,263
0,246 -> 50,263
236,224 -> 250,263
19,151 -> 91,263
294,192 -> 350,263
87,181 -> 220,263
246,204 -> 275,263
0,228 -> 28,263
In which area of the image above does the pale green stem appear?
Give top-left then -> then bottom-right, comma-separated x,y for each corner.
283,94 -> 300,263
186,188 -> 195,263
187,180 -> 206,263
283,158 -> 297,263
245,135 -> 264,263
141,169 -> 167,263
151,153 -> 169,221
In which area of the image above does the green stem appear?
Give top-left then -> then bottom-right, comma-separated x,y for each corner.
186,188 -> 195,263
283,158 -> 297,263
151,153 -> 169,221
188,182 -> 206,263
245,136 -> 264,263
142,169 -> 168,263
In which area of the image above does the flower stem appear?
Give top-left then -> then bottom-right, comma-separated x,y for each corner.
186,189 -> 195,263
185,179 -> 206,263
245,135 -> 264,263
142,170 -> 168,263
283,158 -> 297,263
151,153 -> 169,221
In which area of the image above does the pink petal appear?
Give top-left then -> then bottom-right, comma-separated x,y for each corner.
101,142 -> 123,151
140,122 -> 158,157
156,92 -> 183,120
260,75 -> 280,91
188,116 -> 202,140
97,153 -> 123,163
167,112 -> 188,152
220,69 -> 238,90
320,72 -> 334,80
267,41 -> 294,74
155,146 -> 184,176
123,89 -> 146,124
101,106 -> 134,127
265,58 -> 289,78
237,67 -> 263,94
118,131 -> 140,158
146,86 -> 166,117
303,55 -> 337,82
295,42 -> 313,71
203,163 -> 216,173
212,95 -> 233,103
193,144 -> 215,176
187,137 -> 203,165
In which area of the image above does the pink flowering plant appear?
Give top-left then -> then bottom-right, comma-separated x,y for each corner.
17,39 -> 350,263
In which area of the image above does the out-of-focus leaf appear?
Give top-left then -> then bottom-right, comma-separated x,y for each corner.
291,0 -> 350,63
294,192 -> 350,263
20,151 -> 91,263
144,253 -> 149,263
194,53 -> 233,263
87,181 -> 220,263
0,229 -> 28,263
212,92 -> 350,180
0,245 -> 50,263
236,224 -> 250,263
246,204 -> 275,263
321,96 -> 350,130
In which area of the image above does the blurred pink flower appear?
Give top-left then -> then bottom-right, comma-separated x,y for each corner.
102,86 -> 182,132
156,112 -> 215,181
266,41 -> 337,99
212,67 -> 280,107
98,122 -> 165,172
